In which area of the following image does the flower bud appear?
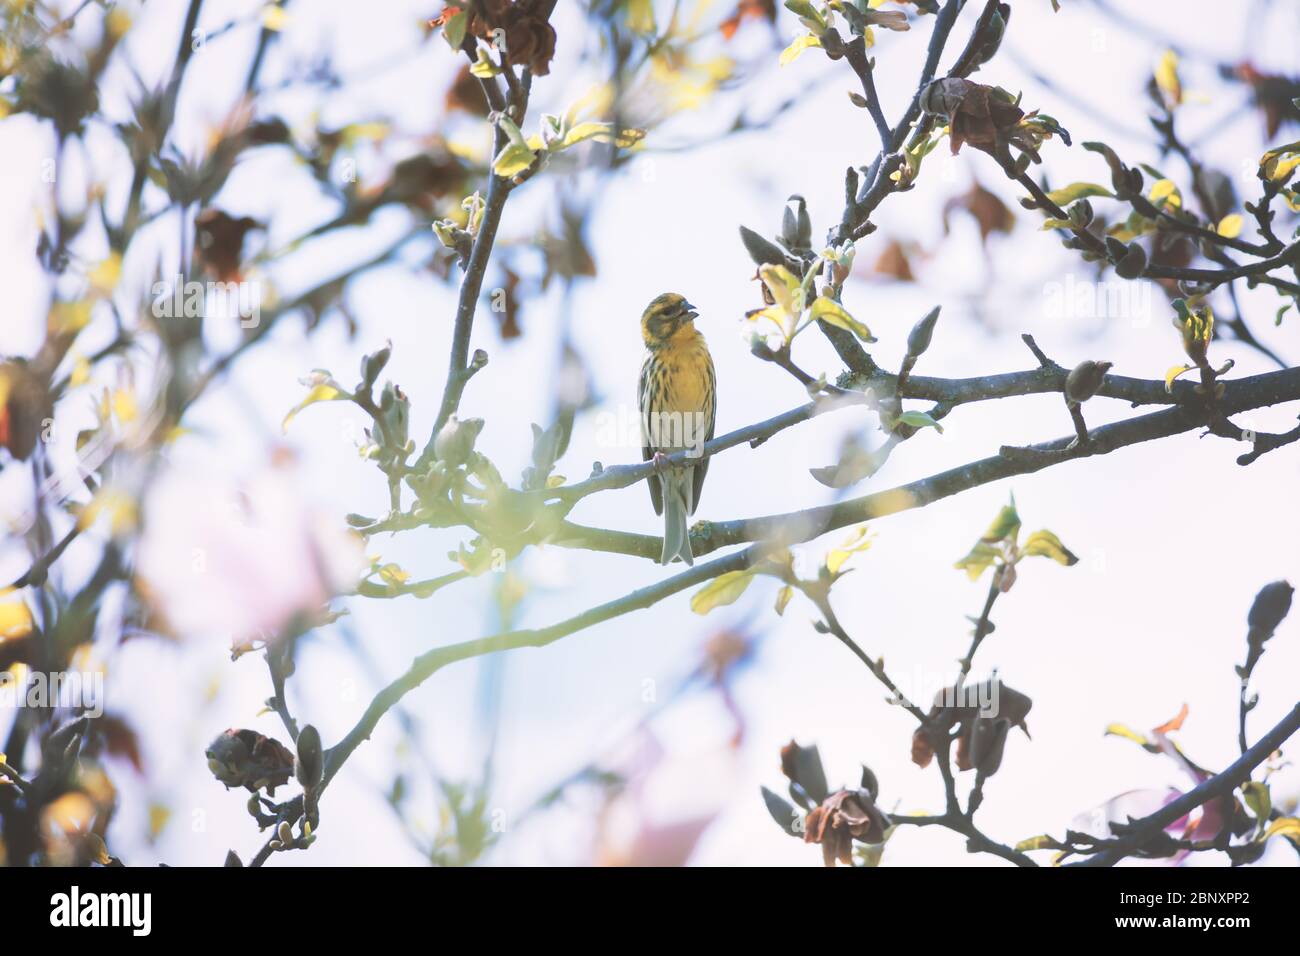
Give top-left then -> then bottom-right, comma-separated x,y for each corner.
905,306 -> 942,359
1247,580 -> 1293,645
294,724 -> 323,790
360,342 -> 391,390
1064,360 -> 1113,405
434,415 -> 485,466
1067,198 -> 1093,228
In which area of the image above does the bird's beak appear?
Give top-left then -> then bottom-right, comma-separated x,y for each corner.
682,302 -> 699,321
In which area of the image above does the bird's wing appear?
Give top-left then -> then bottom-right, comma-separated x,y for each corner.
638,354 -> 663,516
690,351 -> 716,515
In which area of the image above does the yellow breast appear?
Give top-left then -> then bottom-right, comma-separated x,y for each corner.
657,334 -> 713,413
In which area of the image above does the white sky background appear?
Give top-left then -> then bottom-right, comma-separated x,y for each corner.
2,0 -> 1299,866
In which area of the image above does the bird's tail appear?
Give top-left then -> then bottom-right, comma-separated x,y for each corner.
659,469 -> 694,566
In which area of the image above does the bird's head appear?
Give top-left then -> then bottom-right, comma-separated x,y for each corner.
641,292 -> 699,348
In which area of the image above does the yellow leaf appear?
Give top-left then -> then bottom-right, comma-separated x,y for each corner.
1149,178 -> 1181,207
492,142 -> 537,178
48,300 -> 92,336
625,0 -> 656,34
1021,529 -> 1078,567
1164,364 -> 1194,392
377,563 -> 410,586
757,264 -> 802,316
469,50 -> 502,78
558,121 -> 647,150
112,388 -> 137,423
1043,182 -> 1113,205
0,599 -> 33,640
282,382 -> 346,432
779,33 -> 822,67
1264,817 -> 1300,843
78,487 -> 138,537
87,254 -> 122,296
1216,213 -> 1243,239
261,5 -> 290,31
69,353 -> 91,387
954,542 -> 998,581
339,122 -> 390,145
1103,722 -> 1150,746
690,570 -> 755,614
546,475 -> 566,488
981,497 -> 1021,544
105,7 -> 131,38
1154,49 -> 1181,106
1259,142 -> 1300,183
148,803 -> 172,840
826,525 -> 873,574
774,585 -> 793,616
810,296 -> 875,342
1015,834 -> 1057,852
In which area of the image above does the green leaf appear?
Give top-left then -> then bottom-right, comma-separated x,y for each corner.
896,410 -> 944,434
1242,781 -> 1271,824
690,570 -> 755,614
1022,529 -> 1078,567
783,0 -> 828,33
1043,182 -> 1113,205
739,225 -> 790,267
785,742 -> 829,803
760,786 -> 802,837
810,295 -> 875,342
441,10 -> 467,49
981,496 -> 1021,545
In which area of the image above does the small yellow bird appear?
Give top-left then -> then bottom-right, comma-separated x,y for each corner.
638,293 -> 716,566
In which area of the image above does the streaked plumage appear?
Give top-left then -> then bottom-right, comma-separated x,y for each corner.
638,292 -> 716,566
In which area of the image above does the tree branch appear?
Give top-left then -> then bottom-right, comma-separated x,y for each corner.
553,365 -> 1300,561
1067,701 -> 1300,866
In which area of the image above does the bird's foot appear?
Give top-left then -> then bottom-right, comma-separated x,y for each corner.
651,451 -> 672,472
